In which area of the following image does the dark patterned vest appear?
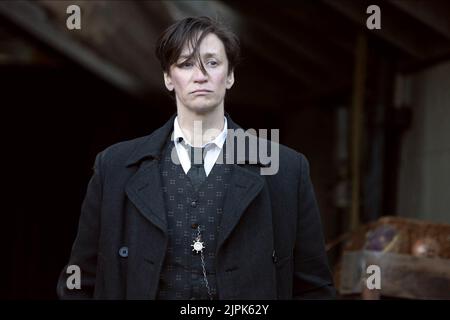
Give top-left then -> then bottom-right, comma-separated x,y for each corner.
156,135 -> 233,300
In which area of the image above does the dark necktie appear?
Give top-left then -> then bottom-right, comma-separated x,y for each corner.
187,146 -> 207,191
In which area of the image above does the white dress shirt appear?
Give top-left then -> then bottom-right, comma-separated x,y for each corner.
173,116 -> 228,176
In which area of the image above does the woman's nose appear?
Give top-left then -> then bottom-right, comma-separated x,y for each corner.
192,65 -> 208,82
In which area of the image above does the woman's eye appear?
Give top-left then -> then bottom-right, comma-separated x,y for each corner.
207,60 -> 218,66
179,61 -> 193,68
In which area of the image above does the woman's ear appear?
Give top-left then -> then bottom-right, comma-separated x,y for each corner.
226,70 -> 235,89
163,72 -> 174,91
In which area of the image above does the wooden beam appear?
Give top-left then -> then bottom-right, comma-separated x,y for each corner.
322,0 -> 450,60
164,1 -> 340,94
0,0 -> 141,93
279,2 -> 357,55
36,0 -> 169,93
226,1 -> 354,92
238,5 -> 349,72
389,0 -> 450,41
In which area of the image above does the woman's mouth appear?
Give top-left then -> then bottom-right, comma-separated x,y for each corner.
191,89 -> 213,95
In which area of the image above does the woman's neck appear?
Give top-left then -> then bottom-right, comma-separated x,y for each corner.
177,106 -> 225,147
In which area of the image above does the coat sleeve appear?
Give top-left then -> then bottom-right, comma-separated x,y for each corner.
56,152 -> 103,299
293,154 -> 336,299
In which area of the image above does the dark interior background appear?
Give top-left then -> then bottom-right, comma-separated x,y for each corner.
1,0 -> 449,299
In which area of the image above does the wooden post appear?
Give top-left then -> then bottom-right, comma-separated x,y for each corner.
350,33 -> 367,231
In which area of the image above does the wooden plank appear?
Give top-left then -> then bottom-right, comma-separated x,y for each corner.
350,33 -> 367,231
340,250 -> 450,299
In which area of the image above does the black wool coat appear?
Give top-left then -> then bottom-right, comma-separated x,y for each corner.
57,113 -> 336,299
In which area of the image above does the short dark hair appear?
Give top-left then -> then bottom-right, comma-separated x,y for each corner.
155,16 -> 240,75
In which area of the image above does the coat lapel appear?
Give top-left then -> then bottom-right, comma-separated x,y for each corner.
216,115 -> 269,250
217,164 -> 265,251
124,114 -> 177,234
123,112 -> 269,244
125,160 -> 168,234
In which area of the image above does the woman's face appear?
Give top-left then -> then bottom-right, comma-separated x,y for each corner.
164,33 -> 235,115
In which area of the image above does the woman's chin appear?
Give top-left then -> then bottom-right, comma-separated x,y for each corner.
187,103 -> 219,115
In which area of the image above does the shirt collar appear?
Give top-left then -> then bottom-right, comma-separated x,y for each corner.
173,115 -> 227,149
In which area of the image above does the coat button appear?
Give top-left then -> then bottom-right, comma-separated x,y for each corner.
191,200 -> 197,208
119,246 -> 128,258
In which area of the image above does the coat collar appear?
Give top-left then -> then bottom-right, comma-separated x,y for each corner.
125,113 -> 177,167
125,112 -> 270,168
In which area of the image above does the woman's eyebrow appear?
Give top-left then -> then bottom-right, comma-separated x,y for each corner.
177,52 -> 219,62
202,52 -> 219,58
